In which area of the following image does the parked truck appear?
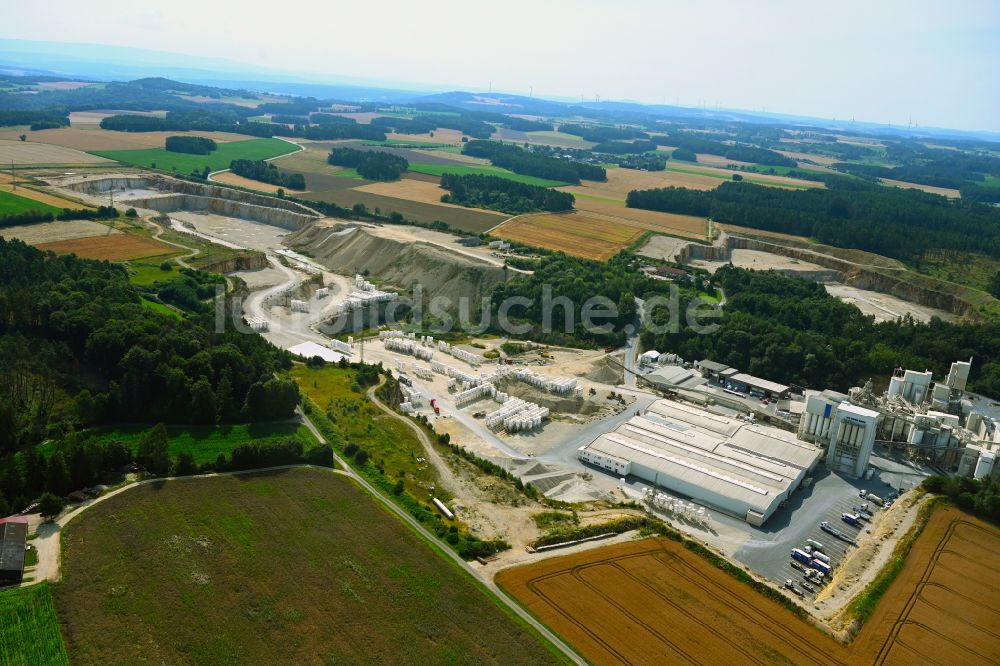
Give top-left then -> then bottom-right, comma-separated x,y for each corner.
865,493 -> 884,507
791,548 -> 812,565
806,539 -> 825,552
784,580 -> 805,597
842,513 -> 862,527
810,559 -> 832,575
431,398 -> 440,415
811,550 -> 831,565
821,521 -> 857,545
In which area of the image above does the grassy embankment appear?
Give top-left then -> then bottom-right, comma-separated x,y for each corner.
90,137 -> 296,173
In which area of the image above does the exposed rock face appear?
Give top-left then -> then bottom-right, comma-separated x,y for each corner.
125,195 -> 315,230
57,174 -> 318,229
286,223 -> 510,306
200,253 -> 268,274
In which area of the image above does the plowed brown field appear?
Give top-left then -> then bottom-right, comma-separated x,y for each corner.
493,208 -> 706,260
36,233 -> 174,260
497,507 -> 1000,666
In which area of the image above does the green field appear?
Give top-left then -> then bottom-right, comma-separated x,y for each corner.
292,365 -> 439,499
53,468 -> 564,665
0,584 -> 68,666
90,138 -> 297,174
0,190 -> 63,217
39,422 -> 316,464
139,296 -> 181,318
407,162 -> 569,187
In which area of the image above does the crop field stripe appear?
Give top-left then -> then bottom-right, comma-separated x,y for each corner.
643,549 -> 847,665
875,519 -> 999,665
525,574 -> 637,665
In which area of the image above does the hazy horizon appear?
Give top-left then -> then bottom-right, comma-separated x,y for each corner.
4,0 -> 999,133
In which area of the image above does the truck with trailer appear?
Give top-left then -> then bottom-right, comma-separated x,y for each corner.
430,398 -> 440,415
821,521 -> 857,545
810,559 -> 831,575
784,580 -> 805,597
806,539 -> 825,552
842,513 -> 862,527
810,550 -> 831,565
791,548 -> 812,565
865,492 -> 884,506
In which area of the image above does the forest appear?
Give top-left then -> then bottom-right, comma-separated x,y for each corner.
229,158 -> 306,189
439,173 -> 574,214
834,141 -> 1000,190
640,266 -> 1000,398
1,206 -> 118,228
661,134 -> 798,167
327,147 -> 408,181
626,180 -> 1000,261
165,135 -> 216,154
558,123 -> 649,143
0,238 -> 298,512
462,140 -> 606,183
0,109 -> 70,128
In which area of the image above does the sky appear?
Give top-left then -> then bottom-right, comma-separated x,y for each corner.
4,0 -> 1000,132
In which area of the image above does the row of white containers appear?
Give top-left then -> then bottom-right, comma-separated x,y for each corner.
511,368 -> 577,394
485,398 -> 549,432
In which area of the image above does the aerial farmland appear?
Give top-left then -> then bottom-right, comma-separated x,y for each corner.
2,12 -> 1000,666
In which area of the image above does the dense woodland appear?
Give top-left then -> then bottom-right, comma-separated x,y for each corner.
0,238 -> 299,513
229,158 -> 306,189
462,140 -> 606,183
439,173 -> 574,214
834,141 -> 1000,190
662,134 -> 798,167
641,267 -> 1000,398
558,123 -> 649,143
327,147 -> 408,181
626,180 -> 1000,262
165,135 -> 216,154
0,109 -> 70,128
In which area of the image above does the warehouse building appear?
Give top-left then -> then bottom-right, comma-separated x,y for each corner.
578,399 -> 821,526
0,516 -> 28,584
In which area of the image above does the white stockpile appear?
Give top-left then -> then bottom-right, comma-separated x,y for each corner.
455,383 -> 495,407
290,299 -> 310,313
329,338 -> 352,355
245,316 -> 269,332
486,398 -> 549,432
511,368 -> 577,394
383,336 -> 434,361
436,340 -> 485,367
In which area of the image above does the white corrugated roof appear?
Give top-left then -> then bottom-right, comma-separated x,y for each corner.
580,399 -> 821,514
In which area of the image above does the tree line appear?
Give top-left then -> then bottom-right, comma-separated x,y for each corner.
626,180 -> 1000,261
0,109 -> 70,128
165,135 -> 216,154
641,266 -> 1000,398
327,147 -> 408,181
660,133 -> 798,167
439,173 -> 574,214
558,123 -> 649,143
461,140 -> 606,183
1,205 -> 118,228
229,158 -> 306,190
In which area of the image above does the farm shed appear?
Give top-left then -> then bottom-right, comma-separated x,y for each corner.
578,399 -> 820,525
0,516 -> 29,584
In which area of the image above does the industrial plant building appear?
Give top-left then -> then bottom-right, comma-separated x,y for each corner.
0,516 -> 28,584
578,399 -> 821,526
799,358 -> 1000,479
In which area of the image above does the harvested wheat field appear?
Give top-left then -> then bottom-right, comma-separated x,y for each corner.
387,128 -> 467,145
495,212 -> 642,260
353,177 -> 480,209
36,233 -> 174,260
498,507 -> 1000,666
880,178 -> 961,199
0,173 -> 91,208
694,153 -> 755,167
211,171 -> 303,194
572,198 -> 707,237
0,220 -> 118,244
494,208 -> 705,260
561,167 -> 721,201
68,110 -> 167,127
0,140 -> 112,165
